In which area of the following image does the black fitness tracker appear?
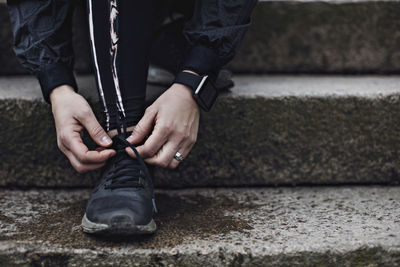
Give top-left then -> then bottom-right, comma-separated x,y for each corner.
173,71 -> 218,112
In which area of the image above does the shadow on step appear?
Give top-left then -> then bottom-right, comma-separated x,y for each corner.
2,193 -> 259,249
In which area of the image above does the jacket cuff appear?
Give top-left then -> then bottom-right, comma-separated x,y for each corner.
36,62 -> 78,103
181,44 -> 220,80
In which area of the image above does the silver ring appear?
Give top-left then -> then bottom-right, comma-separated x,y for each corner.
174,152 -> 184,162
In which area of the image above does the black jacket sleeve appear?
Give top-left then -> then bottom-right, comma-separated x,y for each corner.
181,0 -> 257,79
7,0 -> 77,103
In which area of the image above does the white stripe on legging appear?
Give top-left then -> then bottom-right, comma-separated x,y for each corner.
110,0 -> 125,116
88,0 -> 110,130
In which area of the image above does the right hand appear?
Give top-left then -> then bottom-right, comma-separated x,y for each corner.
50,85 -> 116,173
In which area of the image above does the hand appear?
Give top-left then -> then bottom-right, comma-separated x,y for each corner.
126,83 -> 200,169
50,85 -> 116,173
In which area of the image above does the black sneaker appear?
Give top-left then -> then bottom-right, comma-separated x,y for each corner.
81,132 -> 157,235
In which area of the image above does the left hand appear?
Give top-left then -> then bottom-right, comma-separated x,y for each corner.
126,83 -> 200,169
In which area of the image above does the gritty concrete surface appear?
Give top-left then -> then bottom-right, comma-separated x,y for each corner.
261,0 -> 400,2
230,1 -> 400,74
0,186 -> 399,266
3,1 -> 400,75
2,75 -> 400,187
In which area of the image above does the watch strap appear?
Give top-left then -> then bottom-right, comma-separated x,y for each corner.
173,71 -> 204,92
174,71 -> 218,112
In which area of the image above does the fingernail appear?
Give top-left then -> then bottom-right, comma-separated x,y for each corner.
101,136 -> 112,145
126,135 -> 133,143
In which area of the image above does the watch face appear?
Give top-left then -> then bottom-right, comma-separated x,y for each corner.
197,78 -> 218,111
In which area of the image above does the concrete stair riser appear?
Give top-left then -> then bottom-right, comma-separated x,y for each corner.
2,1 -> 400,75
232,0 -> 400,74
1,75 -> 400,188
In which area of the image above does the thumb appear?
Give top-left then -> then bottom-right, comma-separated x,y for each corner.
127,108 -> 156,144
79,109 -> 112,147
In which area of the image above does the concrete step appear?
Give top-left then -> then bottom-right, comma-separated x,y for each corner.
2,0 -> 400,75
0,186 -> 399,266
2,75 -> 400,188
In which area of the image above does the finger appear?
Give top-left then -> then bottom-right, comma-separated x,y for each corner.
65,132 -> 115,164
128,123 -> 170,159
168,140 -> 195,169
78,107 -> 112,147
144,140 -> 180,168
126,108 -> 156,144
63,148 -> 107,173
96,147 -> 109,152
125,131 -> 167,160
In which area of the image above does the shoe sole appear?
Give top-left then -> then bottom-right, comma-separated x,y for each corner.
81,213 -> 157,235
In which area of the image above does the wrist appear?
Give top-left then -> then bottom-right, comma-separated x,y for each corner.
174,71 -> 217,112
169,83 -> 199,111
49,85 -> 76,104
171,83 -> 194,99
175,69 -> 199,98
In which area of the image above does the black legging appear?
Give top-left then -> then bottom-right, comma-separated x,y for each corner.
87,0 -> 156,131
